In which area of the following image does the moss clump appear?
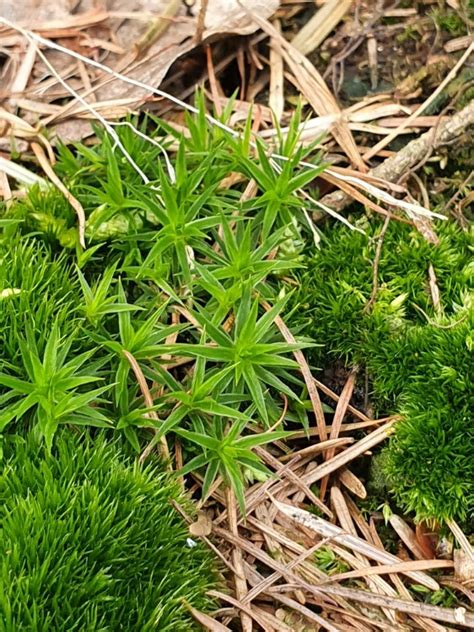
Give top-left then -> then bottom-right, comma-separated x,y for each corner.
0,431 -> 218,631
287,217 -> 473,522
0,235 -> 82,367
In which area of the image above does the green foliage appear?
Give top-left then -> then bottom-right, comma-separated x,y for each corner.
4,94 -> 470,528
0,101 -> 322,509
167,289 -> 310,425
177,418 -> 291,514
385,319 -> 473,521
0,236 -> 82,366
0,431 -> 217,631
314,547 -> 349,575
0,322 -> 111,450
287,217 -> 473,522
429,5 -> 468,36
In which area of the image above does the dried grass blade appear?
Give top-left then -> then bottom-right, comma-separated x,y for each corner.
269,593 -> 341,632
320,369 -> 357,498
243,9 -> 366,171
0,155 -> 47,188
318,585 -> 474,627
225,488 -> 253,632
389,514 -> 432,561
448,519 -> 474,562
9,40 -> 36,97
338,470 -> 366,499
31,142 -> 86,248
209,591 -> 289,631
324,559 -> 454,584
182,600 -> 232,632
265,306 -> 327,442
291,0 -> 354,56
256,446 -> 332,518
122,350 -> 170,462
269,18 -> 284,122
272,500 -> 439,589
301,419 -> 398,487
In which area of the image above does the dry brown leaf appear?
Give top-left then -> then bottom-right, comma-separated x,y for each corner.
415,522 -> 437,560
389,514 -> 432,561
1,0 -> 77,22
454,549 -> 474,582
3,0 -> 279,130
102,0 -> 280,100
189,512 -> 213,537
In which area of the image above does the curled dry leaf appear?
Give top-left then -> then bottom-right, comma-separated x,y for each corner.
415,522 -> 437,560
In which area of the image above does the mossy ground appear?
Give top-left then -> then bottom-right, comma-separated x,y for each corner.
287,216 -> 473,523
0,431 -> 218,631
0,106 -> 471,632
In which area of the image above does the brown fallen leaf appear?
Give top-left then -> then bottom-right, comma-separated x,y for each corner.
189,512 -> 213,537
415,521 -> 437,560
100,0 -> 280,100
454,549 -> 474,582
3,0 -> 280,140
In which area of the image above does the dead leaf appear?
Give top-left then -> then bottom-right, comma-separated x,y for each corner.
1,0 -> 75,22
100,0 -> 280,100
454,549 -> 474,582
3,0 -> 280,133
415,521 -> 437,559
182,599 -> 232,631
189,512 -> 213,537
192,0 -> 279,36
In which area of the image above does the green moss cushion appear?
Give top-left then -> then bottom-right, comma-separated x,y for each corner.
0,431 -> 217,631
287,218 -> 473,522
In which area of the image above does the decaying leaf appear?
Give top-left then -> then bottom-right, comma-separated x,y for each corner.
189,512 -> 213,537
454,549 -> 474,582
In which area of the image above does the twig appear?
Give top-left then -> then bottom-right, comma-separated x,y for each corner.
321,100 -> 474,213
364,215 -> 390,314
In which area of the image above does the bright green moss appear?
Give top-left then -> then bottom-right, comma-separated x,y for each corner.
287,217 -> 473,522
0,431 -> 218,631
0,236 -> 83,368
385,319 -> 473,521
